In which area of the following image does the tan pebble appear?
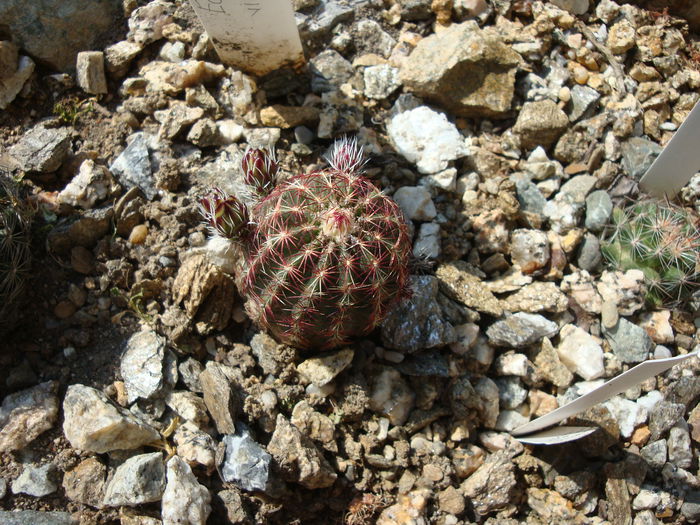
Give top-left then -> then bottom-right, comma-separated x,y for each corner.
560,229 -> 583,254
54,300 -> 77,319
558,86 -> 571,103
129,224 -> 148,244
631,426 -> 650,447
113,381 -> 129,406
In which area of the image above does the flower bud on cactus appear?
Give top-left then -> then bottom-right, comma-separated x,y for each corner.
0,172 -> 31,336
242,147 -> 278,197
202,139 -> 412,350
601,200 -> 700,307
200,189 -> 250,241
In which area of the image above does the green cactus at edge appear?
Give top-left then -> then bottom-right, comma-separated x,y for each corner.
601,200 -> 700,307
200,138 -> 412,351
0,171 -> 31,335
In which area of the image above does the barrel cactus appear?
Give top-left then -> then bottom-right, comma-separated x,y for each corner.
601,200 -> 700,307
0,172 -> 31,335
200,139 -> 412,350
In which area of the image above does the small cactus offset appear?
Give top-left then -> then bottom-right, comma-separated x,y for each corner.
601,200 -> 700,307
0,172 -> 31,335
201,139 -> 412,350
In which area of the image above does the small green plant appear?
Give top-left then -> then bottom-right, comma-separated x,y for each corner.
110,286 -> 154,325
53,97 -> 93,125
200,139 -> 412,351
0,171 -> 31,335
601,200 -> 700,307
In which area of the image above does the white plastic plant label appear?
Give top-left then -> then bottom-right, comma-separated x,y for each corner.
512,350 -> 698,445
640,100 -> 700,198
189,0 -> 305,76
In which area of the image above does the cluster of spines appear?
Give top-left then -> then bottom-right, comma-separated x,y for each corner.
0,172 -> 31,335
246,168 -> 411,350
201,140 -> 411,350
601,200 -> 700,306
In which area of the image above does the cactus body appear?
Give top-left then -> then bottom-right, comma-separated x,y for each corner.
0,173 -> 31,335
601,201 -> 700,307
202,140 -> 411,350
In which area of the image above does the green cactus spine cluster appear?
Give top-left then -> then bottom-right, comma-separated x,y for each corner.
601,200 -> 700,307
201,139 -> 412,350
0,172 -> 31,335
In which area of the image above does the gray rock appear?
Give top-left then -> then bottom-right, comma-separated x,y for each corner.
473,376 -> 500,428
363,64 -> 400,99
173,421 -> 217,470
309,49 -> 353,94
294,126 -> 314,145
381,275 -> 456,352
178,358 -> 204,393
0,56 -> 35,110
297,0 -> 354,42
9,125 -> 72,173
104,40 -> 142,78
461,451 -> 517,516
649,401 -> 685,441
512,175 -> 546,217
486,313 -> 558,348
413,222 -> 441,259
62,384 -> 159,453
109,132 -> 156,200
399,0 -> 432,20
199,362 -> 240,435
155,102 -> 205,140
577,233 -> 602,271
387,107 -> 469,174
392,186 -> 437,220
76,51 -> 107,95
510,229 -> 550,273
369,367 -> 415,426
621,138 -> 663,180
267,414 -> 337,489
400,21 -> 521,118
0,511 -> 74,525
0,381 -> 59,453
668,420 -> 693,469
396,350 -> 449,377
494,377 -> 528,410
0,477 -> 5,498
436,261 -> 503,317
681,491 -> 700,522
103,452 -> 165,506
640,439 -> 667,470
513,100 -> 569,150
352,19 -> 396,58
559,175 -> 597,203
11,463 -> 58,497
121,329 -> 170,404
127,0 -> 174,46
585,190 -> 613,232
569,85 -> 600,122
162,456 -> 211,525
603,318 -> 654,364
550,0 -> 589,15
221,425 -> 271,492
0,0 -> 123,72
297,348 -> 354,387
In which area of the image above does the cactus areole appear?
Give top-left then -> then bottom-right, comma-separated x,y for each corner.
201,139 -> 412,350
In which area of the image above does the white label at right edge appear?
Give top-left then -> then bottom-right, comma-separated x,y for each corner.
640,100 -> 700,198
189,0 -> 305,76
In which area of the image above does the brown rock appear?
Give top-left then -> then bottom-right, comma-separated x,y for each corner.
438,486 -> 465,515
0,381 -> 59,453
400,21 -> 521,118
54,300 -> 77,319
436,261 -> 503,317
259,105 -> 320,128
71,246 -> 95,274
513,100 -> 569,150
76,51 -> 107,95
199,361 -> 240,435
267,414 -> 337,489
0,41 -> 18,80
460,450 -> 517,516
631,426 -> 651,447
63,457 -> 107,508
173,254 -> 235,334
527,488 -> 584,522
